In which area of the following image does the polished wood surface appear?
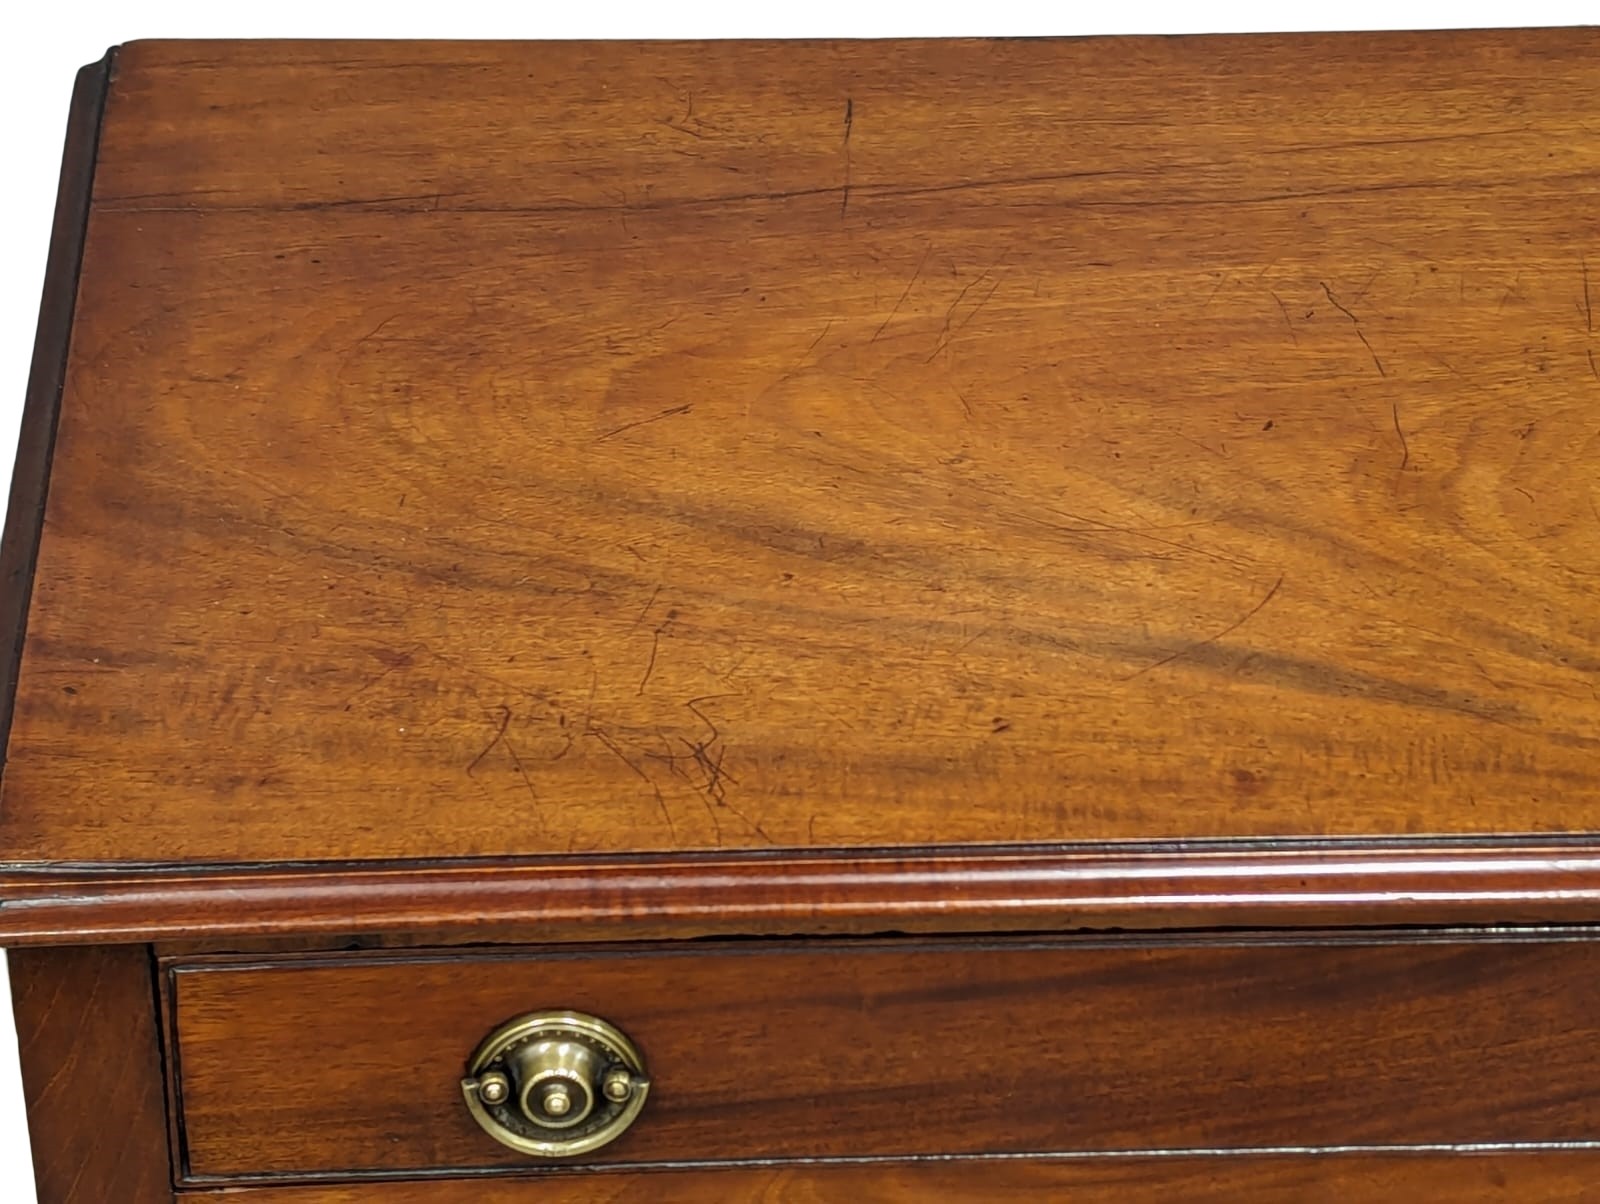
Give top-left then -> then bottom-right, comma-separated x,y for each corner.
169,933 -> 1600,1181
5,33 -> 1600,871
0,53 -> 109,779
10,945 -> 173,1202
14,842 -> 1600,946
174,1153 -> 1600,1203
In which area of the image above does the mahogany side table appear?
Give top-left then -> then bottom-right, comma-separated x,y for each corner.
5,32 -> 1600,1202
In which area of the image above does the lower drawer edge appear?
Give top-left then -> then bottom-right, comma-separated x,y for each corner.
173,1152 -> 1600,1202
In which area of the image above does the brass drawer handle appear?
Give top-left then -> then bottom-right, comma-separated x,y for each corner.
461,1011 -> 650,1157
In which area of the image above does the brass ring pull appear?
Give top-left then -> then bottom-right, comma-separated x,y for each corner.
461,1011 -> 650,1157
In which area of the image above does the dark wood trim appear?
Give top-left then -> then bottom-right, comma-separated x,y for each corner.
168,1152 -> 1600,1203
12,840 -> 1600,946
157,948 -> 192,1194
164,1152 -> 1600,1202
0,50 -> 114,777
154,925 -> 1600,972
10,944 -> 174,1202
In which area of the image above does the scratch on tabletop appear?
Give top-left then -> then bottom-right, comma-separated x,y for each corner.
597,404 -> 692,442
1392,403 -> 1411,471
872,245 -> 932,342
841,97 -> 854,216
1124,576 -> 1286,681
1269,290 -> 1299,345
499,728 -> 542,821
926,270 -> 991,361
338,645 -> 419,711
639,628 -> 662,694
592,727 -> 677,840
1320,281 -> 1385,377
1584,255 -> 1593,333
466,704 -> 514,777
627,585 -> 662,634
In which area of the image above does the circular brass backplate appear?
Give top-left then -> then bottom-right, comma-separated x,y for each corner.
461,1011 -> 650,1158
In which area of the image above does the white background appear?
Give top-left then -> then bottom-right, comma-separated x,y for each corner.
1,2 -> 1595,1196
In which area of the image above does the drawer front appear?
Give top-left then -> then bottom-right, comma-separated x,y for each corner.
168,934 -> 1600,1182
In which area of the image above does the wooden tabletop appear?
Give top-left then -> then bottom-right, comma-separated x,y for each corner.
4,33 -> 1599,879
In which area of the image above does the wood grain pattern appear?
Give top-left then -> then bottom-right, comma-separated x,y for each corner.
169,933 -> 1600,1181
14,841 -> 1600,946
4,33 -> 1600,870
0,52 -> 111,772
10,944 -> 173,1202
170,1153 -> 1600,1203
